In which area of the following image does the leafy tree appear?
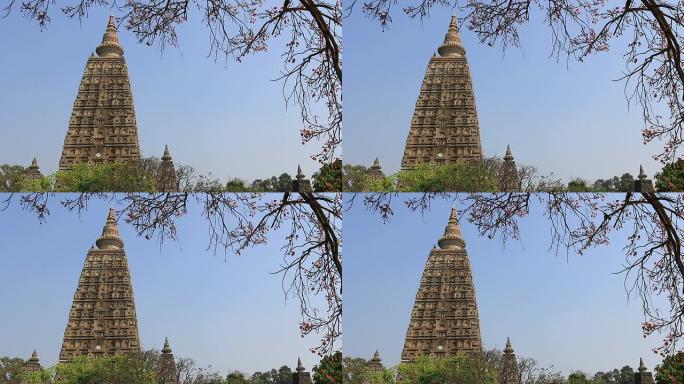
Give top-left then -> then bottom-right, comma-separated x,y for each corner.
54,355 -> 157,384
342,164 -> 370,192
0,165 -> 26,192
655,352 -> 684,384
277,173 -> 294,192
225,178 -> 248,192
656,161 -> 684,192
56,163 -> 156,192
0,356 -> 27,384
250,366 -> 292,384
342,357 -> 368,384
226,372 -> 248,384
567,372 -> 590,384
396,163 -> 499,192
313,160 -> 342,192
396,355 -> 496,384
314,352 -> 342,384
567,178 -> 589,192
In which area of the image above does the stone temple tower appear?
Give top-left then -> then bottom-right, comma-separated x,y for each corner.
158,337 -> 179,384
401,16 -> 483,170
59,208 -> 141,362
58,16 -> 141,171
499,338 -> 520,384
401,208 -> 483,362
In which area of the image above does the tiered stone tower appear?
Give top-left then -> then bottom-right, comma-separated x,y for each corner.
634,166 -> 655,193
634,358 -> 655,384
499,338 -> 520,384
24,351 -> 42,373
292,166 -> 313,192
499,146 -> 520,192
367,350 -> 384,372
401,16 -> 483,170
58,208 -> 141,362
158,145 -> 178,192
59,16 -> 141,171
292,358 -> 313,384
367,158 -> 384,181
158,337 -> 179,384
24,158 -> 43,181
401,208 -> 483,362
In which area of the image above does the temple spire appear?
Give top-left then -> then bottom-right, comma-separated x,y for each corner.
639,357 -> 647,372
296,357 -> 305,372
438,208 -> 465,249
162,337 -> 172,354
96,208 -> 124,249
162,145 -> 172,161
504,145 -> 513,161
438,15 -> 465,57
24,350 -> 42,373
504,337 -> 514,354
639,165 -> 647,180
96,15 -> 124,57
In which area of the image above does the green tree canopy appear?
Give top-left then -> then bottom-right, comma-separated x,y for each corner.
314,352 -> 342,384
655,352 -> 684,384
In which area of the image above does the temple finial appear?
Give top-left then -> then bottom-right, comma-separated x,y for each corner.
96,208 -> 124,249
639,165 -> 647,180
296,357 -> 305,372
96,15 -> 124,57
297,165 -> 305,179
438,208 -> 465,249
162,337 -> 172,354
162,144 -> 172,161
639,357 -> 647,372
438,14 -> 464,57
504,337 -> 514,353
504,145 -> 513,160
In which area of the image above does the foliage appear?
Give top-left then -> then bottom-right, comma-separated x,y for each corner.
592,174 -> 635,193
567,179 -> 590,192
225,178 -> 249,192
0,165 -> 27,192
568,372 -> 590,384
395,163 -> 499,192
655,352 -> 684,384
313,160 -> 342,192
656,161 -> 684,192
342,357 -> 369,384
54,355 -> 157,384
55,163 -> 156,192
250,366 -> 292,384
249,174 -> 293,192
313,352 -> 342,384
0,356 -> 27,383
591,366 -> 634,384
226,372 -> 249,384
395,355 -> 496,384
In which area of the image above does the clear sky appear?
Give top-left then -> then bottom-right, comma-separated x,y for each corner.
344,7 -> 662,183
0,9 -> 322,183
344,194 -> 662,376
0,195 -> 328,375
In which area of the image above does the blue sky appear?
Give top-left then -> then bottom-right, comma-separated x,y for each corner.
344,7 -> 661,183
344,194 -> 662,376
0,9 -> 322,183
0,195 -> 327,374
